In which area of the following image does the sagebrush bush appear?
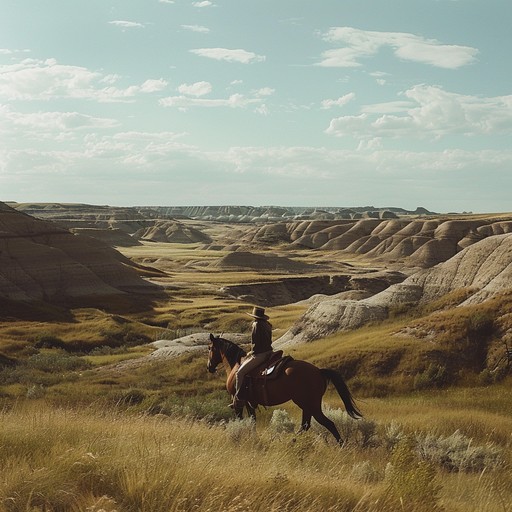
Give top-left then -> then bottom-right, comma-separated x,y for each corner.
26,384 -> 45,399
414,363 -> 448,390
350,460 -> 382,484
382,421 -> 407,451
0,351 -> 91,388
150,392 -> 234,423
311,407 -> 378,447
26,351 -> 91,373
416,429 -> 504,472
268,409 -> 296,435
224,417 -> 256,443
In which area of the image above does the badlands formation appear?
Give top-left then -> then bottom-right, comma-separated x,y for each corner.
0,202 -> 161,303
278,232 -> 512,345
3,200 -> 512,357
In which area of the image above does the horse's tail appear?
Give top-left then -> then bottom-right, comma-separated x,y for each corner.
320,368 -> 362,420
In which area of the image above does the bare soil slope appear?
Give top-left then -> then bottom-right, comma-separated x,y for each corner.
278,233 -> 512,344
0,202 -> 161,303
135,220 -> 212,244
243,218 -> 512,268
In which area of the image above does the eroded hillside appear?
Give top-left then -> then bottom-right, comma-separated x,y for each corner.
0,202 -> 162,304
278,232 -> 512,346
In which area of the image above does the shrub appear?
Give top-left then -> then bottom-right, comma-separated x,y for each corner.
101,327 -> 151,347
34,334 -> 66,350
26,384 -> 46,399
26,352 -> 91,373
153,327 -> 203,341
90,345 -> 128,356
116,388 -> 146,406
384,437 -> 442,510
311,407 -> 378,447
268,409 -> 295,435
350,460 -> 383,484
413,363 -> 448,390
151,392 -> 233,423
466,310 -> 494,337
382,421 -> 407,451
416,430 -> 503,472
224,417 -> 256,443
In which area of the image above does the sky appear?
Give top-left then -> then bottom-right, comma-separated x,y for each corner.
1,0 -> 511,213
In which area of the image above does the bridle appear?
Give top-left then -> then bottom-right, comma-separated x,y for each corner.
207,340 -> 222,373
206,334 -> 246,373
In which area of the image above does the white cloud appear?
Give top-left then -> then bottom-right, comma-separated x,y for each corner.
361,100 -> 415,114
177,81 -> 212,96
321,92 -> 355,109
0,104 -> 119,143
182,24 -> 210,33
325,85 -> 512,139
100,74 -> 122,85
140,79 -> 168,93
159,93 -> 260,109
357,138 -> 383,151
0,58 -> 168,102
318,27 -> 478,69
190,48 -> 265,64
317,47 -> 364,68
3,126 -> 511,211
17,111 -> 117,131
84,131 -> 190,162
369,71 -> 389,86
108,20 -> 145,29
255,104 -> 269,116
159,0 -> 174,3
193,1 -> 213,7
254,87 -> 275,97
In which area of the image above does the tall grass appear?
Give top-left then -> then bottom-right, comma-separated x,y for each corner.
0,401 -> 510,512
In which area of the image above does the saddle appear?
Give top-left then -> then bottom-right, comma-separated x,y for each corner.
246,350 -> 293,381
238,351 -> 293,404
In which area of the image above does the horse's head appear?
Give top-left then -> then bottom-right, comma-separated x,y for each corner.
207,333 -> 223,373
207,333 -> 246,373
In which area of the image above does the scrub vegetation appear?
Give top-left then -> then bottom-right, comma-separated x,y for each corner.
1,242 -> 512,511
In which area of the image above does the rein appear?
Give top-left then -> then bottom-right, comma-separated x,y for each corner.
220,338 -> 246,368
213,336 -> 246,369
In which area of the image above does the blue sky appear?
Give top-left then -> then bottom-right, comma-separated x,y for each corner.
1,0 -> 511,212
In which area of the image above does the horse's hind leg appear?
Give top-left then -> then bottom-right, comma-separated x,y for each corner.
312,409 -> 343,444
297,410 -> 312,434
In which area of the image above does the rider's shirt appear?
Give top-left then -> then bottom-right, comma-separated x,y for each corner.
251,319 -> 272,354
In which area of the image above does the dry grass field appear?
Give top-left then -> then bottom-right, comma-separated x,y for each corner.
1,239 -> 511,511
0,385 -> 511,512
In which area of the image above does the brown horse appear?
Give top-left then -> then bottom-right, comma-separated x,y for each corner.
207,333 -> 362,444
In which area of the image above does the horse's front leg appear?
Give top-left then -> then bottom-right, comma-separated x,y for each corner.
246,403 -> 256,421
234,402 -> 244,420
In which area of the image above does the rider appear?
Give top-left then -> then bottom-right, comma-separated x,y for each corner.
230,306 -> 273,409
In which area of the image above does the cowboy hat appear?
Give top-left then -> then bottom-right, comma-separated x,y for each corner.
246,306 -> 269,320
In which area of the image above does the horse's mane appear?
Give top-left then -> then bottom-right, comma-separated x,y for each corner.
217,336 -> 246,366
